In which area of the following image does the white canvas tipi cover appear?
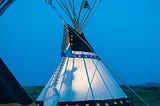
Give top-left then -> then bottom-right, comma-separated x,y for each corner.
36,25 -> 133,106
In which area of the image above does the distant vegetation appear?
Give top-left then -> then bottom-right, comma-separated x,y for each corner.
24,86 -> 43,100
24,86 -> 160,106
121,85 -> 160,106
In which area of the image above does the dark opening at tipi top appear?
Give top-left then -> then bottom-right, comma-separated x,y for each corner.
36,0 -> 134,106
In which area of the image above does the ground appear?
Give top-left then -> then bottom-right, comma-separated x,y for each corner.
24,86 -> 160,106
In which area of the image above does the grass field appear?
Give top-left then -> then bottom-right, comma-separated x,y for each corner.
24,86 -> 160,106
121,86 -> 160,106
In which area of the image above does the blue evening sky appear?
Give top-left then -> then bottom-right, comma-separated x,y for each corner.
0,0 -> 160,85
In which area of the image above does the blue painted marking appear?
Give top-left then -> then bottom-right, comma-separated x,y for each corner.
61,53 -> 100,60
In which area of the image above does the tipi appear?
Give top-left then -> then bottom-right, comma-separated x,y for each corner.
0,58 -> 36,106
37,0 -> 133,106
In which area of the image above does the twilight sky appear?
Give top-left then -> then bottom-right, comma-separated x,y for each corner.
0,0 -> 160,85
